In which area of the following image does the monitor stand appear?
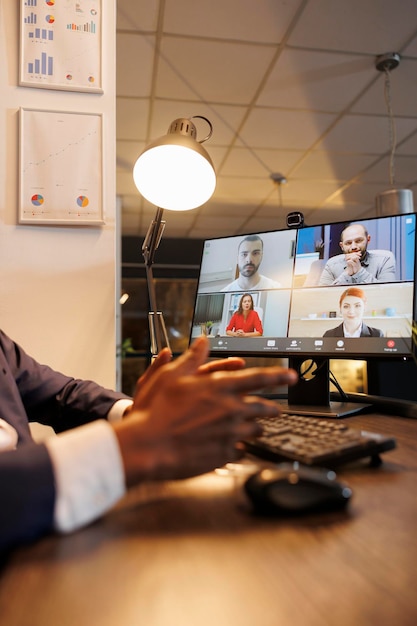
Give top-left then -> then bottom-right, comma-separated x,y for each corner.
280,357 -> 371,418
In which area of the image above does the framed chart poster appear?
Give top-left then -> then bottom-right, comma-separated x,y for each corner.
19,0 -> 102,92
19,108 -> 104,226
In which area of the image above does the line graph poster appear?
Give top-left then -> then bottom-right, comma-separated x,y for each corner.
19,109 -> 104,225
20,0 -> 102,92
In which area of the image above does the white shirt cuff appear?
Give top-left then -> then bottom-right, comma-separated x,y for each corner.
45,420 -> 126,533
107,399 -> 133,423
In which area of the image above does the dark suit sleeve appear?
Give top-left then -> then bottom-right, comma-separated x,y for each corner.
1,330 -> 129,433
0,443 -> 55,554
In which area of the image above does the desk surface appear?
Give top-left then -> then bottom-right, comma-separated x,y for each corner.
1,413 -> 416,626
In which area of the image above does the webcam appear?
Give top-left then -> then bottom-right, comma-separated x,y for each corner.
286,211 -> 305,229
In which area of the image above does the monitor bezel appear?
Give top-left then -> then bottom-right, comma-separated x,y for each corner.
189,212 -> 417,362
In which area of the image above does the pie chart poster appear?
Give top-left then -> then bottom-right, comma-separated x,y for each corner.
19,108 -> 103,226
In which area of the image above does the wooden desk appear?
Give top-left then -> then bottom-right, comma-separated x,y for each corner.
1,413 -> 416,626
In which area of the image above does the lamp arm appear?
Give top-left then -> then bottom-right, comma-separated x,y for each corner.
142,206 -> 166,267
142,207 -> 170,358
145,263 -> 170,358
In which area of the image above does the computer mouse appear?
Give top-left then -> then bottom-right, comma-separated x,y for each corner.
244,463 -> 352,515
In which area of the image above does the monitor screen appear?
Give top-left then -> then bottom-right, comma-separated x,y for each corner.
190,212 -> 416,415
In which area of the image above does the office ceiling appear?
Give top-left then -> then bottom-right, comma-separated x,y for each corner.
116,0 -> 417,239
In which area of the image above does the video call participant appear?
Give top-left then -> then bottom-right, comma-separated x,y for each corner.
323,287 -> 383,337
226,293 -> 263,337
319,223 -> 396,285
222,235 -> 281,292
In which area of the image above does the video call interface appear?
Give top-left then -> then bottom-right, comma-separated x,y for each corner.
190,212 -> 417,359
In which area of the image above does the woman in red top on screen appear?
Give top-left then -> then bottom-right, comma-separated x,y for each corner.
226,293 -> 263,337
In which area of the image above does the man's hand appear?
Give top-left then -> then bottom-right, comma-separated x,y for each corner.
345,251 -> 362,276
130,339 -> 245,413
113,336 -> 298,487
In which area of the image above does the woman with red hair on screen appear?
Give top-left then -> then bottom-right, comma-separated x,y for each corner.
226,293 -> 263,337
323,287 -> 383,337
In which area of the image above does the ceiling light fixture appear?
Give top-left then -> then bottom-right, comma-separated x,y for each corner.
374,52 -> 414,216
133,117 -> 216,358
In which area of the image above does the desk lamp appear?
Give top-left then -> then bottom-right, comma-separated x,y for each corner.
133,116 -> 216,358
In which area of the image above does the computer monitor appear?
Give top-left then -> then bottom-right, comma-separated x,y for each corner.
190,212 -> 417,416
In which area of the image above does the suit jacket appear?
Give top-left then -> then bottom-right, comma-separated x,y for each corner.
323,322 -> 383,338
0,329 -> 129,552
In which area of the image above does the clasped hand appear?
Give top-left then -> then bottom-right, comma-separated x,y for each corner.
345,251 -> 362,276
113,336 -> 298,487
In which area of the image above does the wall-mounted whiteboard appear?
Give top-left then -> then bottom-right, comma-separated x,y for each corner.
19,0 -> 102,92
19,108 -> 104,225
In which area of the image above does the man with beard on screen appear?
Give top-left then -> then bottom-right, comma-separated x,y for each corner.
319,223 -> 396,286
222,235 -> 281,292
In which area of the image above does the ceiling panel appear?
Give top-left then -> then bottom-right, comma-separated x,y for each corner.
356,155 -> 417,184
239,108 -> 337,150
257,49 -> 374,111
117,0 -> 159,30
116,0 -> 417,238
319,115 -> 417,153
155,38 -> 277,104
116,33 -> 155,97
292,151 -> 378,181
162,0 -> 302,43
288,0 -> 417,54
116,99 -> 149,142
220,147 -> 303,178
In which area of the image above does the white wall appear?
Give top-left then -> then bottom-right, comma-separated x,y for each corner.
0,1 -> 119,389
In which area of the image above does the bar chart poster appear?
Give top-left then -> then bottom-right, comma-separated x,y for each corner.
19,109 -> 104,225
20,0 -> 102,92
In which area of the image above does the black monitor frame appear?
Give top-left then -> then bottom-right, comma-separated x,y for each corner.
190,212 -> 417,416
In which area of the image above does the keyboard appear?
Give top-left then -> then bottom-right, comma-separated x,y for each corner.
242,413 -> 396,468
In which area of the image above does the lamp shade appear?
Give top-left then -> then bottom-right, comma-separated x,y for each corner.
133,118 -> 216,211
375,188 -> 414,216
